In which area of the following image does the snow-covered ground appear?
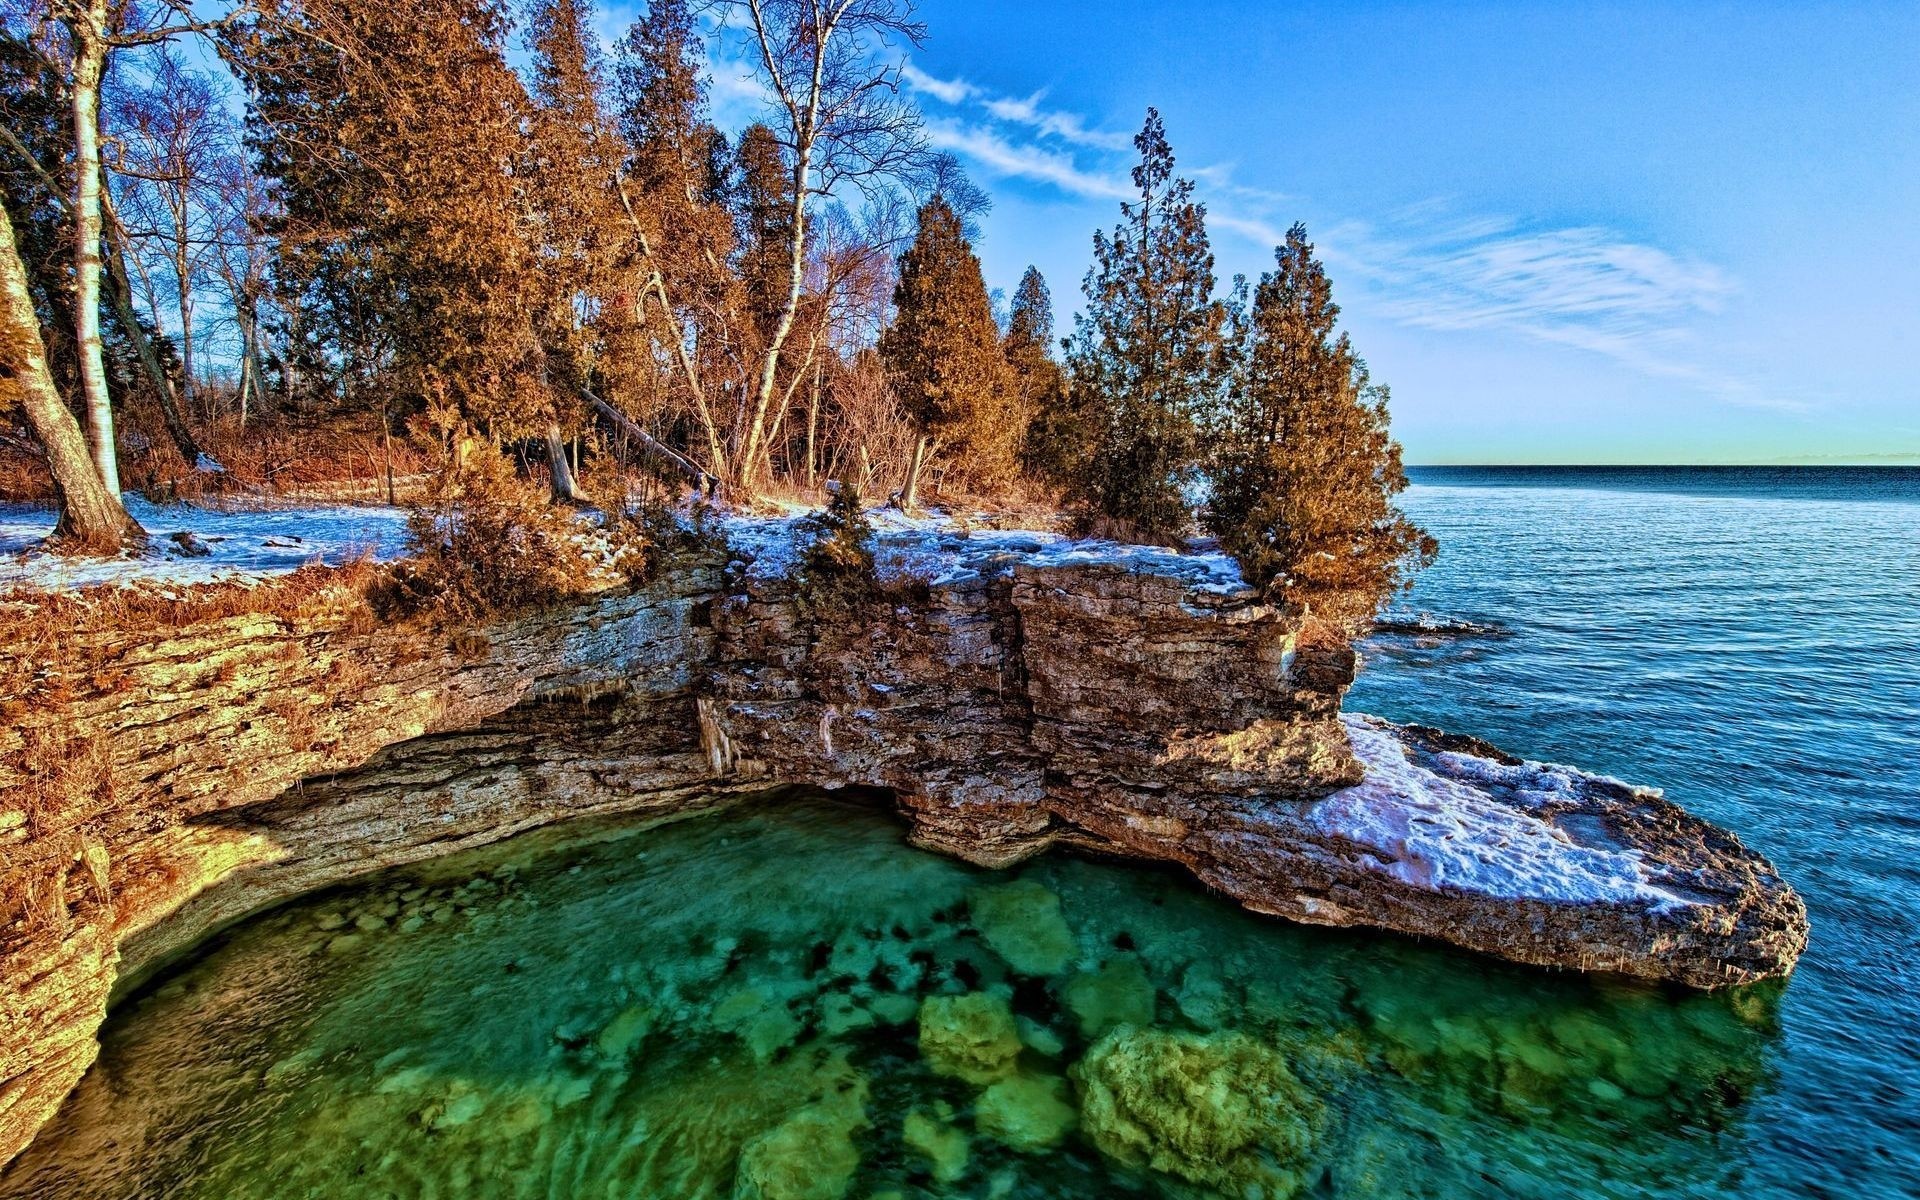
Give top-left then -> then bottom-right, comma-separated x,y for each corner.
717,505 -> 1254,595
1,497 -> 1249,602
0,499 -> 409,590
1307,714 -> 1691,910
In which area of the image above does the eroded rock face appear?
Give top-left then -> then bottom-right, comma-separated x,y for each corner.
0,523 -> 1806,1167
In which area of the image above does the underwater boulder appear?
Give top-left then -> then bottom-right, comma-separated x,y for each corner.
968,880 -> 1077,976
902,1104 -> 971,1184
734,1074 -> 871,1200
1073,1026 -> 1326,1199
918,991 -> 1024,1084
1063,954 -> 1156,1037
975,1072 -> 1076,1151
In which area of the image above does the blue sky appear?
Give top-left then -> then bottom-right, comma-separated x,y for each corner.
688,1 -> 1920,464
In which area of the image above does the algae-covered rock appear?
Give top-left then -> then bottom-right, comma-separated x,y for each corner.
975,1072 -> 1076,1151
918,991 -> 1023,1084
595,1004 -> 655,1063
902,1104 -> 970,1183
1073,1027 -> 1325,1199
1063,955 -> 1155,1037
969,880 -> 1077,976
734,1068 -> 871,1200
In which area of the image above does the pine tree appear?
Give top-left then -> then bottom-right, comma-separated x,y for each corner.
1005,266 -> 1078,485
878,195 -> 1019,492
732,123 -> 795,349
524,0 -> 633,498
1205,223 -> 1435,623
1066,108 -> 1226,540
225,0 -> 538,432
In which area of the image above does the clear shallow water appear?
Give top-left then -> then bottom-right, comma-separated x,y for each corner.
5,466 -> 1915,1199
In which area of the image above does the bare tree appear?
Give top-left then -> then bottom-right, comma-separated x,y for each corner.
45,0 -> 229,494
714,0 -> 928,492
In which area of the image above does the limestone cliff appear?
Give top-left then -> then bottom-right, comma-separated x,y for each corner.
0,519 -> 1808,1167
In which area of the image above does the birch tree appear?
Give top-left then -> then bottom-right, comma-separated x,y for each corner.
714,0 -> 927,492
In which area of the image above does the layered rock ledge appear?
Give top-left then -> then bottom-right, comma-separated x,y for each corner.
0,514 -> 1807,1166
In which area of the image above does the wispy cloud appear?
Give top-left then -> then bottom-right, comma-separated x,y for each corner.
902,62 -> 1134,151
924,119 -> 1132,201
1312,213 -> 1761,397
900,62 -> 978,106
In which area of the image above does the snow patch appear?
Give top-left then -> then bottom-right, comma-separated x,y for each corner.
716,505 -> 1253,595
0,499 -> 408,590
1308,714 -> 1691,910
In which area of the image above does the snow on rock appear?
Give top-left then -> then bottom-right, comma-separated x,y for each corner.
0,499 -> 409,591
716,504 -> 1255,595
1309,714 -> 1692,910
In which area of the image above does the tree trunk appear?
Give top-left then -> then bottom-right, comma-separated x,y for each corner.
735,142 -> 814,493
545,423 -> 583,502
66,5 -> 120,496
1,199 -> 143,551
901,434 -> 930,513
101,211 -> 207,468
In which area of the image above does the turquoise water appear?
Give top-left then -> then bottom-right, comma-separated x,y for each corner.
4,467 -> 1914,1198
1354,466 -> 1920,1198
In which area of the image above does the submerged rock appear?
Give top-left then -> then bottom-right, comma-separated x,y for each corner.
918,992 -> 1023,1084
975,1072 -> 1076,1151
968,880 -> 1077,976
1073,1026 -> 1326,1199
1062,955 -> 1156,1038
902,1105 -> 970,1183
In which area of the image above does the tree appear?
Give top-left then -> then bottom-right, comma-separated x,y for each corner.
524,0 -> 629,501
1,194 -> 143,549
713,0 -> 928,492
45,0 -> 227,496
1066,108 -> 1226,540
878,195 -> 1016,502
226,0 -> 539,433
1004,265 -> 1077,485
1204,223 -> 1434,624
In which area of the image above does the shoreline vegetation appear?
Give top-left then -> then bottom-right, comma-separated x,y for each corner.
4,0 -> 1429,637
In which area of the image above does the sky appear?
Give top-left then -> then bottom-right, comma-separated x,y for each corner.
681,0 -> 1920,466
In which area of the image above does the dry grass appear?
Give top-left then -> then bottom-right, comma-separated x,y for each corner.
0,559 -> 384,720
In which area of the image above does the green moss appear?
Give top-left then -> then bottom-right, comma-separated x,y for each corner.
918,991 -> 1023,1084
1073,1027 -> 1326,1199
1062,955 -> 1155,1038
968,880 -> 1077,976
975,1073 -> 1076,1151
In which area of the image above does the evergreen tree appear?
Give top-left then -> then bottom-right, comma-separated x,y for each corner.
878,195 -> 1018,490
224,0 -> 537,431
1066,108 -> 1226,540
1205,223 -> 1435,623
1005,266 -> 1079,485
732,122 -> 795,348
524,0 -> 632,497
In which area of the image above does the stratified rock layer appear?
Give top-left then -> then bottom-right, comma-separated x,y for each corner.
0,521 -> 1807,1167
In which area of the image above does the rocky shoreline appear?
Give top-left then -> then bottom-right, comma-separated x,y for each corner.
0,515 -> 1808,1166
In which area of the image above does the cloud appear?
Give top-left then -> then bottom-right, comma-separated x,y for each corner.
1305,213 -> 1757,395
981,90 -> 1135,151
903,60 -> 1133,151
924,118 -> 1133,202
901,62 -> 978,106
